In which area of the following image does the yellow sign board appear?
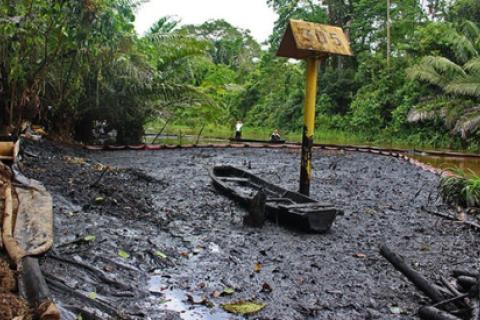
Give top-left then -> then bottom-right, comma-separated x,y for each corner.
277,19 -> 353,59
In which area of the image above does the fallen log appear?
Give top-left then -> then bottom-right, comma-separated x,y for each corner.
441,277 -> 463,298
439,277 -> 470,310
18,256 -> 60,319
456,276 -> 477,291
418,306 -> 463,320
380,245 -> 445,303
472,274 -> 480,320
452,270 -> 480,279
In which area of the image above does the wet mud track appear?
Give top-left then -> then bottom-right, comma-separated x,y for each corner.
21,141 -> 480,319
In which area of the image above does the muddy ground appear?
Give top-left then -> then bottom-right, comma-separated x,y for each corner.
20,140 -> 480,320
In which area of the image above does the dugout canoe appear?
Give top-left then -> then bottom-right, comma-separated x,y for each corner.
209,165 -> 341,232
229,138 -> 286,144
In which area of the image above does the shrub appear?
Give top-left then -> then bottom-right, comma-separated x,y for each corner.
440,168 -> 480,208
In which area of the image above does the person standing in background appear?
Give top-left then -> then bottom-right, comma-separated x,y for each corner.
271,129 -> 281,142
235,120 -> 243,140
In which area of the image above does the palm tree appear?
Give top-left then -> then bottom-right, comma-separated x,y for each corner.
407,21 -> 480,138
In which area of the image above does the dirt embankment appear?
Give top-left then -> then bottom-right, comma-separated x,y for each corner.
0,257 -> 31,319
20,140 -> 480,319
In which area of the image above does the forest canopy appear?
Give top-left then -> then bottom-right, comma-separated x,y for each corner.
1,0 -> 480,149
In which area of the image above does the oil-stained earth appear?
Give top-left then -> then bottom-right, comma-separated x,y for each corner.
21,140 -> 480,319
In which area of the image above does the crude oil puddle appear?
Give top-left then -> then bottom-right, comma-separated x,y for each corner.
410,154 -> 480,175
148,276 -> 239,320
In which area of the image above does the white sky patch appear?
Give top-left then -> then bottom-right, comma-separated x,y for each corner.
134,0 -> 278,42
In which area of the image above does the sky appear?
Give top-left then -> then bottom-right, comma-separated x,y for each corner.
134,0 -> 278,42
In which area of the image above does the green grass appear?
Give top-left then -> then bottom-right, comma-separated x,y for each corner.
440,168 -> 480,208
144,119 -> 477,152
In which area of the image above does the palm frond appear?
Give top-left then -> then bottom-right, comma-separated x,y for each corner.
464,57 -> 480,74
451,36 -> 478,63
461,20 -> 480,43
421,56 -> 466,76
445,30 -> 479,63
453,109 -> 480,138
407,63 -> 449,88
148,16 -> 180,34
445,76 -> 480,97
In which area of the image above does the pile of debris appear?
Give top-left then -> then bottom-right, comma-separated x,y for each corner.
381,245 -> 479,320
0,137 -> 60,319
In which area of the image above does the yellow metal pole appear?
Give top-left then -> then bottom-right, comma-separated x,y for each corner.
299,58 -> 319,196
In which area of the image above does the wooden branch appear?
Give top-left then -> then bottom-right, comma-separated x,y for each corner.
452,270 -> 479,279
418,306 -> 463,320
429,293 -> 469,309
441,277 -> 463,297
380,245 -> 445,303
45,273 -> 128,319
151,118 -> 170,144
89,167 -> 109,188
421,206 -> 480,231
48,254 -> 134,291
196,123 -> 206,145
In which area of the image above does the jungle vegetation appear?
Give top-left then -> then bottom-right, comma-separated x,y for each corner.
1,0 -> 480,149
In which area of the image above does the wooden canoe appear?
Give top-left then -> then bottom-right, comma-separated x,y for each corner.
209,165 -> 341,232
229,138 -> 286,144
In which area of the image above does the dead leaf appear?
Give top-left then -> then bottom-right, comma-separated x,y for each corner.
193,246 -> 204,254
64,156 -> 86,165
84,235 -> 96,242
93,163 -> 110,172
95,197 -> 105,204
223,287 -> 235,295
118,250 -> 130,259
420,244 -> 431,252
222,300 -> 266,315
390,306 -> 402,314
154,250 -> 167,259
187,294 -> 214,308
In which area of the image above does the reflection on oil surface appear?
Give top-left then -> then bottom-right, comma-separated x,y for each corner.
411,153 -> 480,175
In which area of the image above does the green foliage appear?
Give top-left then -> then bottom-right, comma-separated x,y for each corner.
448,0 -> 480,23
3,0 -> 480,153
440,168 -> 480,207
407,20 -> 480,139
267,0 -> 328,48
